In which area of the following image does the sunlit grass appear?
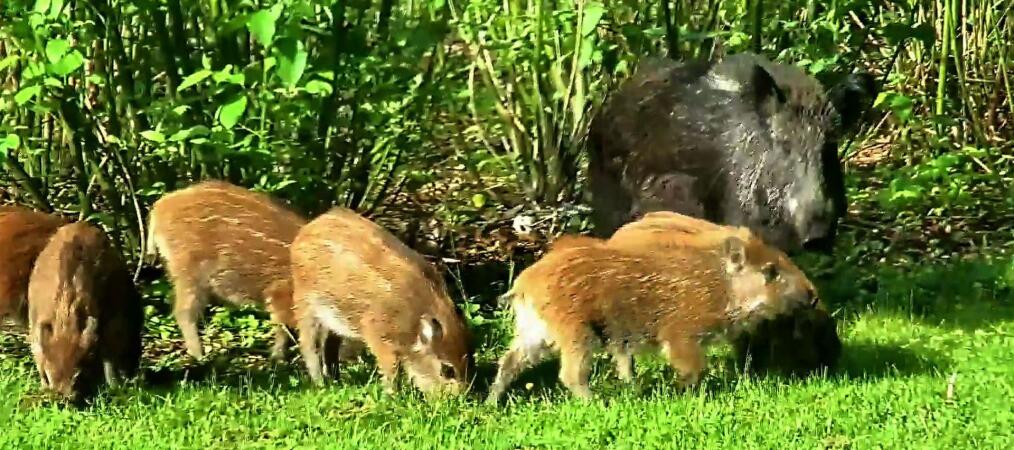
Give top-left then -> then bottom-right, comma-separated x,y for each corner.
1,258 -> 1012,449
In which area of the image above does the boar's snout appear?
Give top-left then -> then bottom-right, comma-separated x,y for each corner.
47,364 -> 96,403
801,230 -> 836,254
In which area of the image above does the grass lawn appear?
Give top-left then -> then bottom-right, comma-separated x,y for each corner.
1,257 -> 1012,449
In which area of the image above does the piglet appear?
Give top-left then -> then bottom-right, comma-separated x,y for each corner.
487,230 -> 818,402
608,211 -> 842,376
0,206 -> 67,327
292,207 -> 473,396
28,222 -> 143,401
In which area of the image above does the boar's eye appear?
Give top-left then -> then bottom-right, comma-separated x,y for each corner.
440,362 -> 457,379
762,263 -> 780,283
39,322 -> 53,338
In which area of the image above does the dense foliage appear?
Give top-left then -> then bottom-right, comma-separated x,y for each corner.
1,0 -> 1011,266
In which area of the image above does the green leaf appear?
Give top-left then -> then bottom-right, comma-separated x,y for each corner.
275,38 -> 308,88
217,95 -> 248,129
225,72 -> 246,86
247,9 -> 278,47
178,69 -> 213,92
140,130 -> 166,143
33,0 -> 51,13
45,39 -> 69,64
471,193 -> 487,208
47,0 -> 64,18
14,85 -> 42,105
49,50 -> 84,76
169,125 -> 210,142
304,79 -> 332,96
0,55 -> 17,72
578,38 -> 594,68
0,134 -> 20,152
212,65 -> 235,84
581,2 -> 605,36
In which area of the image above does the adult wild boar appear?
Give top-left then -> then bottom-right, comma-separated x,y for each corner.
587,52 -> 877,252
28,222 -> 143,401
0,206 -> 67,327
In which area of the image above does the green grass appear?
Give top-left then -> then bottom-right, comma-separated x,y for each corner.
1,258 -> 1013,449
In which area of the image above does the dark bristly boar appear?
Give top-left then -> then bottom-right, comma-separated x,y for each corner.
292,207 -> 473,396
587,53 -> 877,252
607,210 -> 842,375
732,305 -> 841,377
147,180 -> 308,360
0,206 -> 68,327
487,232 -> 819,402
28,222 -> 143,401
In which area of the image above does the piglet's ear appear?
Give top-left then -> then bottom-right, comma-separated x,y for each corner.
419,315 -> 443,346
722,236 -> 747,273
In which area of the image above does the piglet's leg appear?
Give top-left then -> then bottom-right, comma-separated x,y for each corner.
558,345 -> 594,400
103,360 -> 119,387
662,337 -> 706,390
363,336 -> 400,394
270,324 -> 292,361
297,312 -> 327,385
486,339 -> 551,404
35,359 -> 49,388
265,285 -> 296,361
609,343 -> 635,383
172,283 -> 208,360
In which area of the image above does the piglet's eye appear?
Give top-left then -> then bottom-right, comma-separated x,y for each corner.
763,263 -> 779,283
440,363 -> 457,379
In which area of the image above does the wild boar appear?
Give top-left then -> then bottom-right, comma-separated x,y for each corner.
608,211 -> 842,375
487,232 -> 818,402
292,207 -> 473,396
28,222 -> 143,401
732,305 -> 841,377
587,53 -> 877,252
147,180 -> 307,360
0,206 -> 67,326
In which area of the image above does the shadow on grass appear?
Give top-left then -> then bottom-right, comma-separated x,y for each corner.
808,254 -> 1014,332
835,340 -> 947,380
481,337 -> 950,406
140,341 -> 384,395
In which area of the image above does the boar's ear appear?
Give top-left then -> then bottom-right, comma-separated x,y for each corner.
750,64 -> 786,109
829,72 -> 878,132
419,315 -> 444,346
722,236 -> 747,273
